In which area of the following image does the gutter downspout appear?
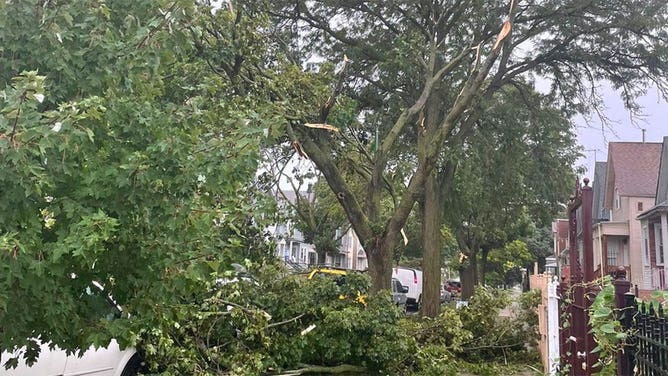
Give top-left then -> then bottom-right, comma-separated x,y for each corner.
662,213 -> 668,289
596,223 -> 604,277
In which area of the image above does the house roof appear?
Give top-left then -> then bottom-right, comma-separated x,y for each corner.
655,136 -> 668,204
637,199 -> 668,220
604,142 -> 662,208
592,161 -> 609,222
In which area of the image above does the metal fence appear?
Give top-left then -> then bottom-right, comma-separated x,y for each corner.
626,301 -> 668,375
615,272 -> 668,376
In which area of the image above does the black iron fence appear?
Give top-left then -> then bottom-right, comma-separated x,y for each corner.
634,302 -> 668,375
615,271 -> 668,375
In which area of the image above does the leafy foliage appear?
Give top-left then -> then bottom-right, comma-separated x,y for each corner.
0,0 -> 280,367
129,263 -> 410,375
485,240 -> 534,287
391,286 -> 541,375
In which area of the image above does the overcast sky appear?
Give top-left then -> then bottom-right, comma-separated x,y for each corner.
575,84 -> 668,178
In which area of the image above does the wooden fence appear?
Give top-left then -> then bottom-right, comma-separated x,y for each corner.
531,273 -> 561,375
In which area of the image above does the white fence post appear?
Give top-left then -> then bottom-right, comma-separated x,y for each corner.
547,277 -> 560,375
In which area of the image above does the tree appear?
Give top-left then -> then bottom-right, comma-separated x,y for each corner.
485,240 -> 534,288
526,225 -> 559,273
0,0 -> 281,366
277,173 -> 350,265
441,85 -> 579,298
259,0 -> 668,308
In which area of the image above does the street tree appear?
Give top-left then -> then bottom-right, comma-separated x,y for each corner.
0,0 -> 282,366
485,240 -> 534,288
526,225 -> 559,272
259,0 -> 668,309
276,171 -> 350,265
440,85 -> 580,298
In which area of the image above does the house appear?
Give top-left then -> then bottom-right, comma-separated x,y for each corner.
337,227 -> 368,270
271,189 -> 367,271
592,141 -> 662,293
274,222 -> 317,270
637,136 -> 668,293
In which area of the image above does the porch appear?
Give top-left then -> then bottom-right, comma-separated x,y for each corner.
638,200 -> 668,291
592,221 -> 631,281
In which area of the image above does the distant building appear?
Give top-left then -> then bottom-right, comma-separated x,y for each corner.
269,189 -> 367,271
555,140 -> 665,296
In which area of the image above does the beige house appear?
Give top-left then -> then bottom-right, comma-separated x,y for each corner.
591,141 -> 662,292
637,136 -> 668,293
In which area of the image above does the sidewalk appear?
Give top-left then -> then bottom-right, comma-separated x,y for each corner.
499,285 -> 522,318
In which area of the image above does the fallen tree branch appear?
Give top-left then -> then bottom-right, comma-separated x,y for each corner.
267,364 -> 367,375
264,313 -> 306,330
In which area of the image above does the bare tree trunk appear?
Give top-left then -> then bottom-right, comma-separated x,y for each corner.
420,171 -> 441,317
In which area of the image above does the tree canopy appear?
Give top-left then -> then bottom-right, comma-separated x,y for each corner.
3,0 -> 668,368
0,0 -> 280,366
258,0 -> 668,298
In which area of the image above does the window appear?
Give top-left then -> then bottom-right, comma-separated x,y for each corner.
654,223 -> 664,265
607,241 -> 618,266
615,188 -> 621,210
335,228 -> 343,246
638,202 -> 643,212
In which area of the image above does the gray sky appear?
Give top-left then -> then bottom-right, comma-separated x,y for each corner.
576,84 -> 668,178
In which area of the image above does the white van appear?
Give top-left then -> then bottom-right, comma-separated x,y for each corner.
391,267 -> 422,309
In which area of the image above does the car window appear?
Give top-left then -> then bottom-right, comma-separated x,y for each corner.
392,279 -> 402,293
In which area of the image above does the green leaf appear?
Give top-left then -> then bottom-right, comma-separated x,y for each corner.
600,323 -> 617,334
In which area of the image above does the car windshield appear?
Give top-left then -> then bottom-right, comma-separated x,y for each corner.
82,283 -> 122,320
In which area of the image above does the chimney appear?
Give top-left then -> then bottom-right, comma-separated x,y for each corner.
642,128 -> 646,143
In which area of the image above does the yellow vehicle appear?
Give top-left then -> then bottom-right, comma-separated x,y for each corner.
307,267 -> 347,279
306,267 -> 367,306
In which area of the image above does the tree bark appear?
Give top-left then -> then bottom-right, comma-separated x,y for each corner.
480,245 -> 490,286
420,170 -> 442,317
366,239 -> 394,292
460,249 -> 477,300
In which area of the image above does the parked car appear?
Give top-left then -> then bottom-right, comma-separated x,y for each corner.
1,283 -> 141,376
440,285 -> 452,303
444,279 -> 461,296
1,340 -> 140,376
392,267 -> 422,310
391,278 -> 409,310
